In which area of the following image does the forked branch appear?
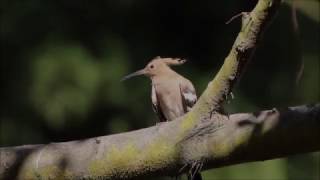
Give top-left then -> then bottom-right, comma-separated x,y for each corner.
2,1 -> 318,180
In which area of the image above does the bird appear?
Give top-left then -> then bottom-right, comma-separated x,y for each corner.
122,56 -> 202,180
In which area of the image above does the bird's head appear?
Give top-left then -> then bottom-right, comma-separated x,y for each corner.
121,56 -> 186,81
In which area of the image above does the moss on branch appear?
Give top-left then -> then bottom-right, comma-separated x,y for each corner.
191,0 -> 282,122
1,104 -> 319,179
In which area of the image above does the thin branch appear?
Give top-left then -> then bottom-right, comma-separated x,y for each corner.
225,12 -> 245,25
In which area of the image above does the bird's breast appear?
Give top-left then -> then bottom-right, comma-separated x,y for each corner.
155,83 -> 184,120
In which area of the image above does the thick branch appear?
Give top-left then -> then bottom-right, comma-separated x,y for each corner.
1,104 -> 319,179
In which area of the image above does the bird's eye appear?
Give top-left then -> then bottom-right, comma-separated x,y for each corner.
150,65 -> 154,69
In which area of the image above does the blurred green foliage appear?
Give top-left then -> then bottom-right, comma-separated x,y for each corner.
1,0 -> 319,179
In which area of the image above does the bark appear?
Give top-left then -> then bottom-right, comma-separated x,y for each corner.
187,0 -> 282,128
0,104 -> 319,179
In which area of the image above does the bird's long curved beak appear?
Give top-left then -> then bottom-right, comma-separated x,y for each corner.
121,69 -> 146,81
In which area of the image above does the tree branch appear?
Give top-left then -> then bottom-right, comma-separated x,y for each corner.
191,0 -> 281,120
1,104 -> 319,179
2,0 -> 318,180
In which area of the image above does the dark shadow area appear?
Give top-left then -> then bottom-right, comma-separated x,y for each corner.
1,145 -> 42,180
228,105 -> 320,166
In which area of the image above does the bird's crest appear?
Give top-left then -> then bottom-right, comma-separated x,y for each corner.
152,56 -> 187,66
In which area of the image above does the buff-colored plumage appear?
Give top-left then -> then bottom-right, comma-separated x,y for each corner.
122,56 -> 197,122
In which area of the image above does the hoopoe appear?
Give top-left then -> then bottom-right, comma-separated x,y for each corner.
122,56 -> 202,180
122,56 -> 197,122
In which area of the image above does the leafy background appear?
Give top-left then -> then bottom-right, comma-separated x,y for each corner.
1,0 -> 319,179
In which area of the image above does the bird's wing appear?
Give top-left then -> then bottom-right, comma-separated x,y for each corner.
151,84 -> 166,122
180,81 -> 197,113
